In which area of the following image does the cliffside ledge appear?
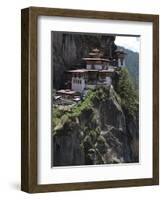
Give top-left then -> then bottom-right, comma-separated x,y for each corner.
52,69 -> 139,166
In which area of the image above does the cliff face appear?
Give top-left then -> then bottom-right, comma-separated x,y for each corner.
52,86 -> 139,166
52,32 -> 139,91
52,32 -> 117,89
52,32 -> 139,166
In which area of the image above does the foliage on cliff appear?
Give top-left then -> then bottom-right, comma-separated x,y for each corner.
53,87 -> 111,133
52,79 -> 139,165
115,68 -> 138,117
53,68 -> 138,135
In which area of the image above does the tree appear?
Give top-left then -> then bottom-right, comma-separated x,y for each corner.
115,68 -> 138,117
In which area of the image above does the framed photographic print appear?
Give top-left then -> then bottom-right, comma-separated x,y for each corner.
21,7 -> 159,193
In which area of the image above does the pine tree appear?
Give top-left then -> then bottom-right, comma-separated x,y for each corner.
116,68 -> 138,117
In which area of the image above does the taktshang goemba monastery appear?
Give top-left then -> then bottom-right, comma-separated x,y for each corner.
55,48 -> 126,105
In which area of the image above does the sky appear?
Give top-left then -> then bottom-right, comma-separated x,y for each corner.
115,36 -> 140,53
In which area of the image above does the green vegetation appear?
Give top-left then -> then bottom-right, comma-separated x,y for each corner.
119,47 -> 139,91
70,89 -> 96,117
53,90 -> 96,133
52,107 -> 67,128
53,69 -> 138,134
53,87 -> 110,134
115,68 -> 138,117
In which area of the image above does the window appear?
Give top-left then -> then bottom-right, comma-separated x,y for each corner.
120,58 -> 123,66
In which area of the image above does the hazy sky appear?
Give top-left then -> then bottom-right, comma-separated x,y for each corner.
115,36 -> 140,53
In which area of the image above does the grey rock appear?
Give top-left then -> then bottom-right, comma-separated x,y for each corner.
52,86 -> 139,166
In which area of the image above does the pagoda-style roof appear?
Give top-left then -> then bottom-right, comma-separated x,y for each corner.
66,69 -> 99,73
66,69 -> 115,75
56,89 -> 76,95
82,57 -> 110,62
88,52 -> 97,56
82,48 -> 110,62
66,69 -> 88,73
88,52 -> 104,57
92,48 -> 100,53
115,49 -> 127,55
87,69 -> 98,72
99,69 -> 115,73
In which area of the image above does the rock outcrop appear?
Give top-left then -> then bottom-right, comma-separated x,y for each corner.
52,86 -> 139,166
